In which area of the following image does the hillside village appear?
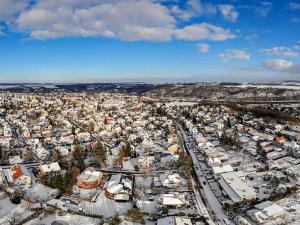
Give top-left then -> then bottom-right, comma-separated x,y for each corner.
0,92 -> 300,225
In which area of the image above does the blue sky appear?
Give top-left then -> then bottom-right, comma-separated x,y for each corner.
0,0 -> 299,83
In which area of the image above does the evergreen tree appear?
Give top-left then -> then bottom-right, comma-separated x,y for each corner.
72,144 -> 85,172
96,141 -> 107,166
125,208 -> 145,224
179,151 -> 193,177
71,126 -> 76,135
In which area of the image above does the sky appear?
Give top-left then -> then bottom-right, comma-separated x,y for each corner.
0,0 -> 299,83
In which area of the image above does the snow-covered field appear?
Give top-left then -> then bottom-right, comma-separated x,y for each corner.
0,85 -> 21,89
227,83 -> 300,90
72,186 -> 99,201
0,196 -> 19,218
0,201 -> 33,225
79,191 -> 132,217
25,184 -> 59,202
25,212 -> 100,225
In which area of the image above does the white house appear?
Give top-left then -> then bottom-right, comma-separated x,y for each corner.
159,172 -> 186,188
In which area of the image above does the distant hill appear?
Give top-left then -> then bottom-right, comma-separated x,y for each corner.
144,83 -> 300,101
0,83 -> 156,94
1,82 -> 300,101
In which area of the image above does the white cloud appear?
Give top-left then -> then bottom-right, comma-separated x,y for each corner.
219,49 -> 250,62
263,59 -> 295,71
0,0 -> 237,42
171,1 -> 239,22
218,5 -> 239,22
171,0 -> 203,21
0,0 -> 29,22
17,0 -> 176,41
260,46 -> 299,58
171,5 -> 194,21
289,2 -> 300,10
175,23 -> 236,41
244,33 -> 259,41
197,43 -> 210,53
294,45 -> 300,50
255,2 -> 272,17
187,0 -> 202,14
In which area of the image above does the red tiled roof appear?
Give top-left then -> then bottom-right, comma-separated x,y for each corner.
275,137 -> 286,143
11,164 -> 24,181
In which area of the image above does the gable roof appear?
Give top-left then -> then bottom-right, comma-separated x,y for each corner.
10,164 -> 31,181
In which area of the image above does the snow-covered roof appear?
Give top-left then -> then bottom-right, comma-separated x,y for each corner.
161,193 -> 186,206
219,171 -> 256,203
212,164 -> 233,174
157,217 -> 192,225
40,162 -> 61,173
78,167 -> 102,182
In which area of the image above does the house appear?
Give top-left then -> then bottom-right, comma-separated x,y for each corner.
137,156 -> 155,171
8,155 -> 23,164
159,172 -> 186,188
157,217 -> 192,225
0,137 -> 10,148
167,134 -> 178,145
34,145 -> 49,161
105,174 -> 133,201
195,134 -> 206,146
167,145 -> 178,154
275,137 -> 286,144
161,193 -> 187,207
39,162 -> 61,176
9,164 -> 32,186
208,157 -> 222,167
247,201 -> 285,224
212,164 -> 234,177
142,138 -> 154,149
203,148 -> 222,158
76,167 -> 103,189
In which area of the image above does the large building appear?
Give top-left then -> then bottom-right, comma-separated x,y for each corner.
219,171 -> 256,203
76,167 -> 103,189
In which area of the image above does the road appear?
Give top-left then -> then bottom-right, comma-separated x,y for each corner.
0,162 -> 41,169
177,123 -> 234,225
190,177 -> 216,225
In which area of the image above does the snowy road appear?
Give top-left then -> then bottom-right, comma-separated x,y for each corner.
177,123 -> 234,225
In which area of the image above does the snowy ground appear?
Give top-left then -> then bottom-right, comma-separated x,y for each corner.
225,84 -> 300,90
0,201 -> 33,225
137,197 -> 159,215
123,159 -> 137,171
72,186 -> 99,201
25,183 -> 59,202
0,196 -> 19,218
135,176 -> 153,189
25,212 -> 101,225
79,191 -> 132,217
